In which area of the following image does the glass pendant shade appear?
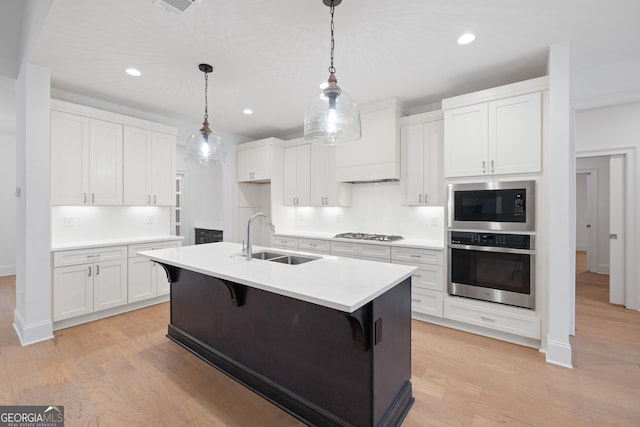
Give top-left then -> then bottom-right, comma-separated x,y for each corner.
184,120 -> 225,165
304,77 -> 361,144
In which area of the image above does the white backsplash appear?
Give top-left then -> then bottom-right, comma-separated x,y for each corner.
286,182 -> 445,241
51,206 -> 171,244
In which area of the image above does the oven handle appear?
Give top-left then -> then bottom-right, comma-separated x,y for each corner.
448,243 -> 535,255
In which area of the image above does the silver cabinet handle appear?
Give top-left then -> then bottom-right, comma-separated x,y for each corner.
411,298 -> 421,302
425,194 -> 429,204
491,160 -> 494,173
88,266 -> 92,277
418,194 -> 422,204
309,243 -> 317,247
147,195 -> 151,204
482,161 -> 486,174
96,265 -> 100,275
153,195 -> 157,204
86,254 -> 101,258
91,193 -> 95,204
480,316 -> 495,322
83,193 -> 87,204
413,274 -> 422,278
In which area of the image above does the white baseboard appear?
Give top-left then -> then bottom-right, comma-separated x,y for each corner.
0,265 -> 16,277
13,309 -> 54,346
597,263 -> 610,275
545,337 -> 573,368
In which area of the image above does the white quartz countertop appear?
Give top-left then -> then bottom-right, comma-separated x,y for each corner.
138,242 -> 416,313
273,231 -> 444,250
51,235 -> 184,251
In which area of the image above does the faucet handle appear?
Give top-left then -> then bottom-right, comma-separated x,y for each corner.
241,239 -> 246,254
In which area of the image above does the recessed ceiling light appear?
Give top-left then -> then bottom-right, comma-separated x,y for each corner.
125,68 -> 141,77
242,108 -> 253,115
457,33 -> 476,45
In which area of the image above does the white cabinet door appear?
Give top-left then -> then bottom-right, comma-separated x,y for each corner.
150,132 -> 176,205
400,123 -> 425,205
123,126 -> 150,205
283,144 -> 310,206
53,264 -> 93,321
310,144 -> 350,206
93,259 -> 127,312
252,145 -> 271,181
51,111 -> 90,205
401,120 -> 443,205
444,103 -> 488,178
127,256 -> 155,303
489,92 -> 542,175
237,149 -> 254,182
89,119 -> 123,205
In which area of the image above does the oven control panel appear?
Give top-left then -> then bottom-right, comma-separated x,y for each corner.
450,231 -> 531,249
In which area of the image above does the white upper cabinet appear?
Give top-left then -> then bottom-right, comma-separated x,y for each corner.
51,100 -> 177,207
283,142 -> 311,206
310,144 -> 351,207
443,77 -> 546,178
237,138 -> 277,183
400,112 -> 443,206
51,110 -> 122,205
51,110 -> 90,205
123,126 -> 176,206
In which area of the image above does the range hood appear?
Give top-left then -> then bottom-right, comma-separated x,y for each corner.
336,98 -> 408,183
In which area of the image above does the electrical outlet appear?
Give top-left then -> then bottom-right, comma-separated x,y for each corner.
64,217 -> 74,227
147,216 -> 154,224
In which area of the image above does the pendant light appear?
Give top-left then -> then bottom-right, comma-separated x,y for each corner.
184,63 -> 226,165
304,0 -> 361,145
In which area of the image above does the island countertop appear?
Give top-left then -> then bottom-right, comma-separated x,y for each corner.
138,242 -> 416,313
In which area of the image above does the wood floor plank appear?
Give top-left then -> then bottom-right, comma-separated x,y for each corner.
2,253 -> 640,426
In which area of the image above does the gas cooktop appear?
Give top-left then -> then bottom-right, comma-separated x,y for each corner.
334,232 -> 404,242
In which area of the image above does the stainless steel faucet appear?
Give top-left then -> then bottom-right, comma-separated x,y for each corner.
246,212 -> 276,261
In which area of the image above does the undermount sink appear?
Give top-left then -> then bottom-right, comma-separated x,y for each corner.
251,251 -> 287,261
251,251 -> 318,265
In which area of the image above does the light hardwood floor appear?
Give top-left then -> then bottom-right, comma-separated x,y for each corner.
1,255 -> 639,426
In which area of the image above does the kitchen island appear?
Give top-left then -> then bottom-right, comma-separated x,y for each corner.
139,242 -> 415,427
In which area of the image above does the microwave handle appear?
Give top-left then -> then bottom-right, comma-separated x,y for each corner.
449,243 -> 535,255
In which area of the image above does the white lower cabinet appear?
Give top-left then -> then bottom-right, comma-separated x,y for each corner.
391,246 -> 444,318
127,241 -> 179,303
53,239 -> 181,324
270,236 -> 299,250
298,238 -> 330,254
444,298 -> 540,339
53,245 -> 128,321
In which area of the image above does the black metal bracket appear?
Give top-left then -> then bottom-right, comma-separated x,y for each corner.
220,279 -> 246,307
156,262 -> 179,283
344,305 -> 371,352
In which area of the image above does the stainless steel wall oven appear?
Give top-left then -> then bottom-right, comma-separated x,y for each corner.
448,231 -> 535,309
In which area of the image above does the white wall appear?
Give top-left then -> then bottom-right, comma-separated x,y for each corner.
0,134 -> 16,276
575,156 -> 610,273
274,182 -> 445,242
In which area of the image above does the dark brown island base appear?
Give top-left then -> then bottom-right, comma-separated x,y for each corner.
160,265 -> 413,427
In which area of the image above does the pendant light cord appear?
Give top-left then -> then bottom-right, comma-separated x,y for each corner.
328,0 -> 336,74
203,72 -> 209,120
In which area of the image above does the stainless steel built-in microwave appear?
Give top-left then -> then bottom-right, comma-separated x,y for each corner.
447,181 -> 535,232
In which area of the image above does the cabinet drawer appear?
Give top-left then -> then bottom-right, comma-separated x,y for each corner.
270,236 -> 298,250
411,288 -> 443,318
298,238 -> 330,254
54,245 -> 127,267
330,241 -> 358,258
393,261 -> 443,292
444,299 -> 540,339
128,241 -> 180,257
391,247 -> 443,265
358,244 -> 391,261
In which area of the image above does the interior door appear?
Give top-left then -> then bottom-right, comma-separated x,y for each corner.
609,155 -> 625,305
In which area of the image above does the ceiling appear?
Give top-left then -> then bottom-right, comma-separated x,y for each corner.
14,0 -> 640,139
